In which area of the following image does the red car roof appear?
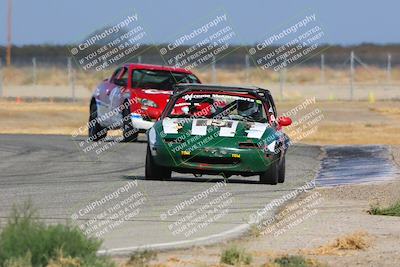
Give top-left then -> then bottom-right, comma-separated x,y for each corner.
124,63 -> 193,74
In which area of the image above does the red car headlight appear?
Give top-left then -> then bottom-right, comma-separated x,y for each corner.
138,98 -> 158,108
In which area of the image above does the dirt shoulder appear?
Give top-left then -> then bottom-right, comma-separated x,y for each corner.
121,146 -> 400,267
1,100 -> 400,145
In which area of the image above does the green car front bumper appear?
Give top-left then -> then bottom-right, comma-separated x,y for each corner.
150,144 -> 276,176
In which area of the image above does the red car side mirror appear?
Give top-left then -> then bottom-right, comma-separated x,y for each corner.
278,116 -> 292,127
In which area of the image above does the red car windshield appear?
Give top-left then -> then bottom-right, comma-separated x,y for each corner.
167,92 -> 269,123
131,69 -> 200,90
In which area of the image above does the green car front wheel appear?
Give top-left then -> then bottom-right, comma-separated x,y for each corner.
145,145 -> 172,180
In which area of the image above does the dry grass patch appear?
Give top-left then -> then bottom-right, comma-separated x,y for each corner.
122,250 -> 157,267
303,122 -> 400,145
5,66 -> 399,88
369,107 -> 400,116
46,249 -> 82,267
302,231 -> 371,256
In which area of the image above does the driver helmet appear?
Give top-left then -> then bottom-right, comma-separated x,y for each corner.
237,100 -> 259,117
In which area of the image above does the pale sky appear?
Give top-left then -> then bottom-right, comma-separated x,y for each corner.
0,0 -> 399,45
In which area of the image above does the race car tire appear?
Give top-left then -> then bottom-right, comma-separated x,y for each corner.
260,158 -> 279,185
122,100 -> 138,142
278,156 -> 286,183
88,100 -> 107,141
145,146 -> 172,180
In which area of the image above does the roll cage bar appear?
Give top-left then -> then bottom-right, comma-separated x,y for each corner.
160,84 -> 278,119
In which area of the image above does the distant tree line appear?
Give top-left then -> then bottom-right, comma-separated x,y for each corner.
0,44 -> 399,68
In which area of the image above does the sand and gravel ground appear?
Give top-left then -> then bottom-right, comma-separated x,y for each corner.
122,146 -> 399,266
1,100 -> 400,145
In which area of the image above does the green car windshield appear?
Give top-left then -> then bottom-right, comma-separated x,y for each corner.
168,93 -> 269,123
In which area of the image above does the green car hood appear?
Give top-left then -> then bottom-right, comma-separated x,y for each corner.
153,118 -> 279,151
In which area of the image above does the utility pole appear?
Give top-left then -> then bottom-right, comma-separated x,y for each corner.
68,57 -> 75,102
32,57 -> 37,85
174,57 -> 179,68
211,56 -> 217,83
320,54 -> 325,83
0,58 -> 3,97
279,60 -> 286,100
6,0 -> 13,66
245,54 -> 250,83
350,51 -> 354,100
387,53 -> 392,84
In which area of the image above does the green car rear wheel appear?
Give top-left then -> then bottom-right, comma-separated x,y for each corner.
278,156 -> 286,183
260,157 -> 279,185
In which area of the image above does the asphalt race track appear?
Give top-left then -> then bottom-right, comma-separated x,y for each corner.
316,145 -> 397,186
0,134 -> 322,253
0,134 -> 397,254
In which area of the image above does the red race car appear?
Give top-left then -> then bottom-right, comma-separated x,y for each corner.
88,64 -> 201,142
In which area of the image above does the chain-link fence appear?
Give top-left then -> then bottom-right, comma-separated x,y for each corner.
0,51 -> 399,101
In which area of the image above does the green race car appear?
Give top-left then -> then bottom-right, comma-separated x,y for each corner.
145,84 -> 292,184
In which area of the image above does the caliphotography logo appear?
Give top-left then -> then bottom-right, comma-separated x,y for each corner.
0,1 -> 399,267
